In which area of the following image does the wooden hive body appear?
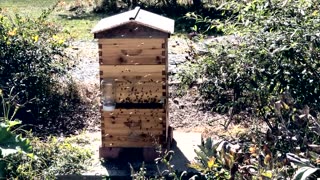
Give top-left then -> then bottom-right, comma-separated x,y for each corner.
93,8 -> 173,150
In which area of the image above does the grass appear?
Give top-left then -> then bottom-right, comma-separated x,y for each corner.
0,0 -> 193,40
0,0 -> 105,40
54,13 -> 104,40
0,0 -> 61,16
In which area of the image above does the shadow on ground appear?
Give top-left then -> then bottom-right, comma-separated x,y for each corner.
98,139 -> 194,177
57,131 -> 202,179
57,12 -> 105,21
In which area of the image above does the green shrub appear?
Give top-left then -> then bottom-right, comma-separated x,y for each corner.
3,135 -> 92,179
181,0 -> 320,114
0,5 -> 68,100
179,1 -> 320,179
189,138 -> 233,179
0,117 -> 32,178
0,89 -> 92,179
293,166 -> 320,180
190,97 -> 320,179
0,5 -> 91,134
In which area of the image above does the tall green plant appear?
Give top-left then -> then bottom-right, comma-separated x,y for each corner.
0,89 -> 32,178
180,1 -> 320,178
182,0 -> 320,115
0,90 -> 92,178
0,5 -> 90,134
0,4 -> 68,120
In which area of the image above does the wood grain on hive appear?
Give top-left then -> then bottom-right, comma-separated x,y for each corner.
99,39 -> 166,65
92,7 -> 174,153
99,38 -> 168,148
101,109 -> 166,147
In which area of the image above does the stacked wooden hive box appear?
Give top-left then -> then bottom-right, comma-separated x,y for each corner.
92,7 -> 174,160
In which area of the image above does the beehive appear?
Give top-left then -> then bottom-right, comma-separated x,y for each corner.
92,7 -> 174,159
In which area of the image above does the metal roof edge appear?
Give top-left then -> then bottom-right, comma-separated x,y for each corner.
91,20 -> 172,34
133,21 -> 173,34
91,7 -> 174,34
91,8 -> 137,34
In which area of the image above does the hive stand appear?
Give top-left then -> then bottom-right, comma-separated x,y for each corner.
92,7 -> 174,162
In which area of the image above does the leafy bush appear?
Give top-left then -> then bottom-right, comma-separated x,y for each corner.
293,166 -> 320,180
0,121 -> 32,178
3,135 -> 92,179
0,89 -> 92,179
190,97 -> 320,179
129,99 -> 320,178
0,5 -> 68,101
0,5 -> 91,134
189,138 -> 233,179
176,1 -> 320,179
181,0 -> 320,115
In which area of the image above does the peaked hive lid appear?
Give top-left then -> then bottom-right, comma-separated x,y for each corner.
91,7 -> 174,34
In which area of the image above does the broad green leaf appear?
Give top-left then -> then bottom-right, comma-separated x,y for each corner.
0,122 -> 32,157
292,166 -> 320,180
